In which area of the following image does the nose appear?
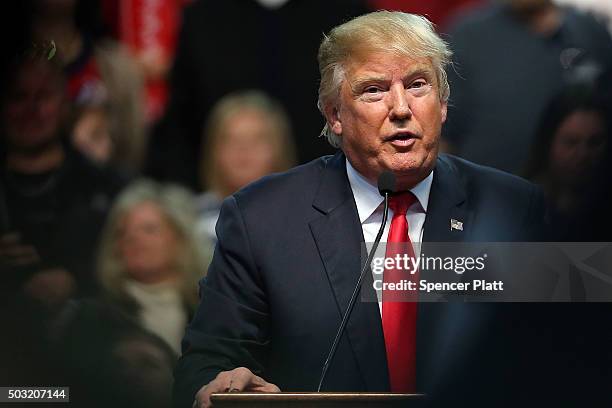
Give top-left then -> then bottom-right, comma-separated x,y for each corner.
388,83 -> 412,121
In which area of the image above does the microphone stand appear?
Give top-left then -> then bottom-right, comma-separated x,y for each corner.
317,190 -> 390,391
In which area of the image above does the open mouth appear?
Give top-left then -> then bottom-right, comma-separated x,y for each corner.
385,132 -> 418,147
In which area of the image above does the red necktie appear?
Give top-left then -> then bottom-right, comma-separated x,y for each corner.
382,192 -> 418,393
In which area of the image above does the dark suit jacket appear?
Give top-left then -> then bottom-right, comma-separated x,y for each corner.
174,152 -> 607,407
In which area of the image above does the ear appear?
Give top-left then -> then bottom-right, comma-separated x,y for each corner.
440,101 -> 448,124
323,102 -> 342,135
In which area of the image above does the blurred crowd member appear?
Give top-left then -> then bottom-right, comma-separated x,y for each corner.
525,85 -> 611,240
368,0 -> 482,30
556,0 -> 612,33
444,0 -> 612,174
96,179 -> 205,353
0,296 -> 59,388
56,300 -> 176,408
0,49 -> 127,308
197,91 -> 296,245
145,0 -> 369,189
51,180 -> 203,405
30,0 -> 146,175
103,0 -> 191,123
70,85 -> 115,167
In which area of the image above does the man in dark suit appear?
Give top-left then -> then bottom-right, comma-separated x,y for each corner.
174,11 -> 549,408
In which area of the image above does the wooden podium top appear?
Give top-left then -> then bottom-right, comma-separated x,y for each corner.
211,392 -> 424,408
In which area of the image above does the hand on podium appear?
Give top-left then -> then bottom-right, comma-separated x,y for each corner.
193,367 -> 281,408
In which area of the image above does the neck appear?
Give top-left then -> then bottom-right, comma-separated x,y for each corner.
6,143 -> 65,174
133,267 -> 181,286
219,187 -> 235,198
394,170 -> 432,192
218,182 -> 243,198
354,165 -> 431,193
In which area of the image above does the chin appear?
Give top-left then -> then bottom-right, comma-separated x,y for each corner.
389,159 -> 435,187
388,153 -> 428,172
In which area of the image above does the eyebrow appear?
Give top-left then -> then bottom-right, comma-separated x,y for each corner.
349,67 -> 435,92
349,76 -> 386,94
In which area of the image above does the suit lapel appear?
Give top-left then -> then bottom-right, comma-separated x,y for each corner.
422,155 -> 470,243
309,152 -> 389,391
418,155 -> 481,392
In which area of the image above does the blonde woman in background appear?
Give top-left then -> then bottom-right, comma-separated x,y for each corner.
52,179 -> 207,407
197,91 -> 297,245
97,179 -> 208,354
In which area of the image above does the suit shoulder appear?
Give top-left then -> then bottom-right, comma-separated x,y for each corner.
232,155 -> 332,209
438,155 -> 545,240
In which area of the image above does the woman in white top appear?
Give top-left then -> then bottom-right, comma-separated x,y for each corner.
96,179 -> 207,354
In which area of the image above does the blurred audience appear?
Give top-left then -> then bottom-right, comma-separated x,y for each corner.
0,49 -> 127,308
556,0 -> 612,33
197,91 -> 296,245
96,179 -> 205,353
525,85 -> 612,240
368,0 -> 482,30
5,0 -> 612,401
70,90 -> 115,167
444,0 -> 612,174
51,179 -> 205,406
56,299 -> 176,408
145,0 -> 369,189
106,0 -> 189,123
30,0 -> 146,175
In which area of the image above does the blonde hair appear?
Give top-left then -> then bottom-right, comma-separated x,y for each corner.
317,11 -> 453,147
200,90 -> 296,192
97,179 -> 206,309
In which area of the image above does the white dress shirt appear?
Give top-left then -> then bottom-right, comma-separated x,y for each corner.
345,159 -> 433,313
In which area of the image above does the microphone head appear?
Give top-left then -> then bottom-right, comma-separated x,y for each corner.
377,170 -> 396,196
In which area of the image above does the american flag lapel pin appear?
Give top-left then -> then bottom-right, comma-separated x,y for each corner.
450,218 -> 463,231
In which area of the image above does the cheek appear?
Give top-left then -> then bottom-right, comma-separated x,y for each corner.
361,106 -> 388,130
118,236 -> 141,258
215,147 -> 235,172
116,241 -> 127,260
3,103 -> 30,130
141,232 -> 172,258
158,239 -> 181,269
160,232 -> 178,251
251,145 -> 277,172
342,103 -> 386,130
550,142 -> 574,164
4,103 -> 23,120
40,98 -> 64,119
117,241 -> 140,271
423,101 -> 445,126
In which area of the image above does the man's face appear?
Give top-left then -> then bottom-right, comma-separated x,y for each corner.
325,51 -> 447,189
1,60 -> 66,153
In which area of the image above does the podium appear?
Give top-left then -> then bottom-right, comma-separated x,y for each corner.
210,392 -> 424,408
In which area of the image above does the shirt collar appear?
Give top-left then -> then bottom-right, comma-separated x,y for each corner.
346,158 -> 433,224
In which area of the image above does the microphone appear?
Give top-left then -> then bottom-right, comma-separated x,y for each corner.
377,170 -> 396,196
317,170 -> 396,391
